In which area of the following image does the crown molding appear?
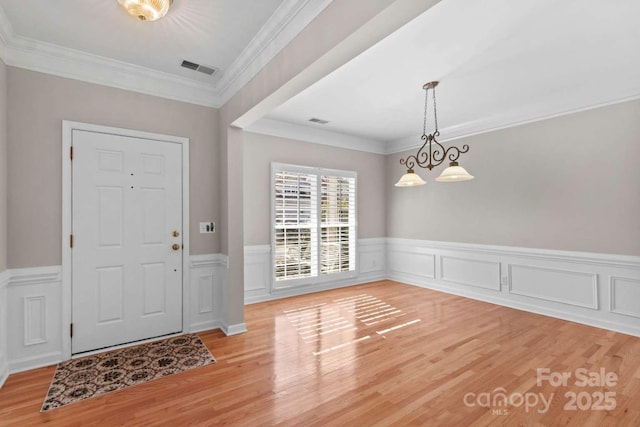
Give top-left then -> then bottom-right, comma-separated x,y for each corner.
216,0 -> 333,105
0,1 -> 333,108
245,118 -> 387,154
3,33 -> 219,107
0,5 -> 219,107
0,5 -> 12,62
385,93 -> 640,155
248,94 -> 640,156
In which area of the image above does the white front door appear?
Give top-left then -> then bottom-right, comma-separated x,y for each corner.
71,130 -> 183,354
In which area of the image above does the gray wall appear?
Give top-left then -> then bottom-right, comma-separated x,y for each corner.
243,131 -> 387,245
0,59 -> 6,272
6,68 -> 220,268
387,99 -> 640,256
220,0 -> 439,326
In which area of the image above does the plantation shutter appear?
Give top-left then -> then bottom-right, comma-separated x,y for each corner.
320,175 -> 356,274
273,170 -> 318,281
272,164 -> 357,286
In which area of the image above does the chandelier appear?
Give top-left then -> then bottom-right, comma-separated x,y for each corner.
395,81 -> 474,187
117,0 -> 173,21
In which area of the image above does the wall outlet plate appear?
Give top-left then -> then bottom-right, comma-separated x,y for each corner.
199,222 -> 215,234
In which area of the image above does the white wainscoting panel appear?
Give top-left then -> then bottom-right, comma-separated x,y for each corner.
509,264 -> 598,309
244,238 -> 387,304
23,296 -> 47,346
197,274 -> 215,314
387,238 -> 640,337
610,276 -> 640,319
441,256 -> 501,291
188,254 -> 226,333
6,266 -> 63,374
244,245 -> 271,302
387,241 -> 435,282
0,270 -> 9,388
358,238 -> 387,282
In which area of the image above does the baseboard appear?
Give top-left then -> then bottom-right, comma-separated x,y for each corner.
0,360 -> 8,389
244,273 -> 387,305
0,270 -> 8,388
387,238 -> 640,337
189,320 -> 223,334
220,322 -> 248,336
244,238 -> 387,304
392,273 -> 640,337
8,351 -> 62,374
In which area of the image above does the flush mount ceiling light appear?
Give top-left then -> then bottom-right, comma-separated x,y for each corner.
395,81 -> 474,187
117,0 -> 173,21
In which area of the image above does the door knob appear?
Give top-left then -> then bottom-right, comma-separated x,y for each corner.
172,243 -> 181,251
172,230 -> 180,237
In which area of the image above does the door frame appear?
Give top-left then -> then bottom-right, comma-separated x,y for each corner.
61,120 -> 190,360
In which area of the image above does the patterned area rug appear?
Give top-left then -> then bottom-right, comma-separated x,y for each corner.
41,334 -> 215,411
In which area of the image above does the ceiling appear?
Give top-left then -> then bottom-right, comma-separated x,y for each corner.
1,0 -> 282,84
253,0 -> 640,153
0,0 -> 332,106
0,0 -> 638,152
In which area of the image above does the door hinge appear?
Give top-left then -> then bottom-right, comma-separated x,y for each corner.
70,146 -> 73,160
70,234 -> 74,248
70,323 -> 74,338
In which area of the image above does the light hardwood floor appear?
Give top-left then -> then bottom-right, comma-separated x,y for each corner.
1,280 -> 639,426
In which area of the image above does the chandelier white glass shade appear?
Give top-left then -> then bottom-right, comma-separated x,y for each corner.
117,0 -> 173,21
435,161 -> 474,182
395,81 -> 474,186
394,169 -> 426,187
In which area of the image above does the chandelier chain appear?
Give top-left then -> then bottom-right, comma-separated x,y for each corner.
423,86 -> 429,136
432,85 -> 439,133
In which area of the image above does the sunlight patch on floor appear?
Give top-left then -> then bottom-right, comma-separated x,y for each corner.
284,303 -> 357,344
312,336 -> 371,356
376,319 -> 422,335
283,294 -> 422,355
334,294 -> 406,325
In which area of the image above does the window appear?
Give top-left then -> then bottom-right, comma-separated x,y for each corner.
272,163 -> 356,287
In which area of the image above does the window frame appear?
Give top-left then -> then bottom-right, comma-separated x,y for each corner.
270,162 -> 358,291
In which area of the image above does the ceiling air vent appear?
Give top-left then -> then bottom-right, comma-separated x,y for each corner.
196,65 -> 216,76
181,60 -> 199,71
308,118 -> 329,124
181,60 -> 218,76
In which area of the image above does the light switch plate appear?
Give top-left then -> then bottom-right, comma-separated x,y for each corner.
199,222 -> 215,234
